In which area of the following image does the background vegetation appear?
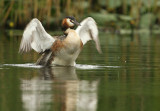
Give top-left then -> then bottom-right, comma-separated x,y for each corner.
0,0 -> 160,32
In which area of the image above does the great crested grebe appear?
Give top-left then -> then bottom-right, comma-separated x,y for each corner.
19,16 -> 101,66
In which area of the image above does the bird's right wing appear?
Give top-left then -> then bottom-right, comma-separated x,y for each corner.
76,17 -> 102,53
19,18 -> 55,53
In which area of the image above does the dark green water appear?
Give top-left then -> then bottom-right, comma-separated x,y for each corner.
1,30 -> 160,111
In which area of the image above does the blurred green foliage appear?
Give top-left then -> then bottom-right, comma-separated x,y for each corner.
0,0 -> 160,31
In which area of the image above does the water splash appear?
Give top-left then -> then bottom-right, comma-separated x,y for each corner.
1,63 -> 121,69
76,64 -> 121,70
3,63 -> 42,68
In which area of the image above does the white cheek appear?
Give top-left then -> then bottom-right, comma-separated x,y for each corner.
67,19 -> 74,27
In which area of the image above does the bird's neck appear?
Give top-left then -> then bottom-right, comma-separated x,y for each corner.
63,28 -> 71,35
62,26 -> 68,32
62,25 -> 74,35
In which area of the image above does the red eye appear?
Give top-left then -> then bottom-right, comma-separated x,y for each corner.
70,20 -> 73,23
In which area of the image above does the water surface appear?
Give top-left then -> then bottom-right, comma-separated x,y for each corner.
1,31 -> 160,111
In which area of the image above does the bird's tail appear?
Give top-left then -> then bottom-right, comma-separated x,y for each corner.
36,50 -> 54,66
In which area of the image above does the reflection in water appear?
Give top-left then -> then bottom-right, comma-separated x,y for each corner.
21,78 -> 52,111
21,67 -> 99,111
77,80 -> 98,111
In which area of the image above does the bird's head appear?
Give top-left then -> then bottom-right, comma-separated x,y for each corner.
62,16 -> 80,31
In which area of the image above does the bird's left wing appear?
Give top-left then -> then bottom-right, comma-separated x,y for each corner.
19,18 -> 55,53
76,17 -> 102,53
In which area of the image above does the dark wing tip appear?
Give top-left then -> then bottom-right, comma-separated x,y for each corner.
18,49 -> 23,54
18,44 -> 32,54
96,43 -> 102,54
18,48 -> 28,54
94,37 -> 102,54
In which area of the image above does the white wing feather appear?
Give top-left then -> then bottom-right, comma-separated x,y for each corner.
76,17 -> 102,53
19,18 -> 55,53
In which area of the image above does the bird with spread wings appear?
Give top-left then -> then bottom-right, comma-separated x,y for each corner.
19,17 -> 101,66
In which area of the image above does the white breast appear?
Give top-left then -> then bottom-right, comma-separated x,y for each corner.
52,29 -> 82,66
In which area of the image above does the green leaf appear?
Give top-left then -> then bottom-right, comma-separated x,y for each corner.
118,15 -> 133,21
140,13 -> 156,28
107,0 -> 122,8
90,12 -> 118,26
